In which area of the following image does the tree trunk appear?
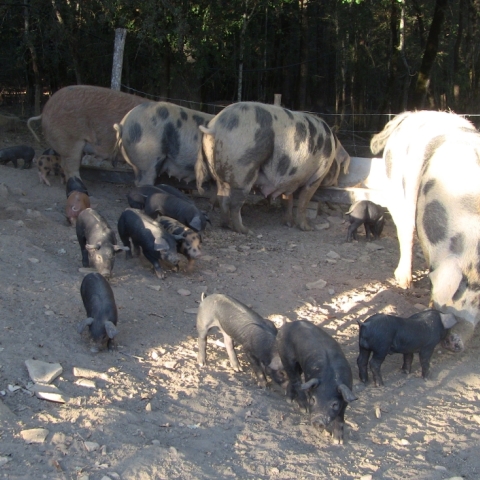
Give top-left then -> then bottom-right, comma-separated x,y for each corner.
111,28 -> 127,91
411,0 -> 448,109
298,0 -> 308,110
24,0 -> 41,114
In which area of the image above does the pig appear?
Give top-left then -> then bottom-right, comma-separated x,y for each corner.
126,184 -> 194,210
144,192 -> 209,232
196,293 -> 286,387
275,320 -> 357,444
42,148 -> 58,156
66,176 -> 89,197
76,208 -> 128,277
370,111 -> 480,352
78,272 -> 118,351
195,102 -> 350,234
357,309 -> 457,387
113,101 -> 214,186
36,154 -> 66,186
117,208 -> 179,278
157,216 -> 202,272
27,85 -> 148,180
66,177 -> 90,225
0,145 -> 35,169
346,200 -> 385,242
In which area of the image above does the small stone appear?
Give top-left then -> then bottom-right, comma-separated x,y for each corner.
21,428 -> 49,444
0,456 -> 11,467
15,220 -> 25,227
434,466 -> 447,471
315,222 -> 330,231
8,385 -> 21,392
100,445 -> 107,456
184,308 -> 199,314
25,359 -> 63,384
472,414 -> 480,424
398,438 -> 410,445
177,289 -> 191,296
326,250 -> 341,259
375,406 -> 381,418
365,242 -> 384,251
151,351 -> 159,360
152,440 -> 161,446
163,361 -> 178,370
74,379 -> 96,389
201,255 -> 214,262
305,279 -> 327,290
360,475 -> 373,480
73,367 -> 108,380
28,258 -> 39,264
84,441 -> 100,452
145,402 -> 152,412
100,477 -> 111,480
326,258 -> 337,264
45,310 -> 55,316
78,475 -> 89,480
147,285 -> 161,291
270,467 -> 280,475
328,288 -> 335,295
33,384 -> 69,403
57,248 -> 66,255
292,265 -> 303,272
169,446 -> 178,456
219,264 -> 237,273
446,477 -> 464,480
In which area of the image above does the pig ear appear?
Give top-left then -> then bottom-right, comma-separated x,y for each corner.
429,257 -> 463,306
190,216 -> 202,232
114,245 -> 129,252
104,321 -> 118,339
439,312 -> 457,329
154,239 -> 169,252
337,384 -> 357,403
77,317 -> 94,334
86,242 -> 101,251
301,378 -> 320,391
173,233 -> 185,241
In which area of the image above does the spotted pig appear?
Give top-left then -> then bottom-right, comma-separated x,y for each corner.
36,154 -> 65,186
196,102 -> 350,234
370,110 -> 480,352
27,85 -> 147,180
114,102 -> 213,186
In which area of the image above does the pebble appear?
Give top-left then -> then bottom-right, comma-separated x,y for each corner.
28,257 -> 39,263
0,457 -> 11,467
177,289 -> 191,296
84,441 -> 100,452
152,440 -> 161,446
326,258 -> 337,264
328,288 -> 335,295
45,310 -> 55,316
219,264 -> 237,273
326,250 -> 341,259
33,384 -> 69,403
74,378 -> 96,388
8,385 -> 20,392
163,361 -> 178,370
360,475 -> 373,480
398,438 -> 410,445
15,220 -> 25,227
292,265 -> 303,271
305,279 -> 327,290
201,255 -> 214,262
375,406 -> 381,418
315,222 -> 330,230
147,285 -> 161,291
365,242 -> 384,251
78,475 -> 89,480
21,428 -> 49,444
414,303 -> 427,310
145,402 -> 152,412
184,308 -> 199,314
73,367 -> 109,380
434,466 -> 447,471
57,248 -> 66,254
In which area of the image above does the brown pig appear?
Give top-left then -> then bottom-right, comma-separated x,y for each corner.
66,191 -> 91,226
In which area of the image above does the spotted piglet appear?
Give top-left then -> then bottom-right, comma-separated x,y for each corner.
37,154 -> 65,186
357,309 -> 457,387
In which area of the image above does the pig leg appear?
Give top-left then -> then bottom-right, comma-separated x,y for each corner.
216,183 -> 232,229
283,363 -> 309,411
294,178 -> 323,231
61,140 -> 85,180
222,332 -> 241,371
245,353 -> 267,387
229,188 -> 252,235
364,223 -> 373,241
197,331 -> 208,366
401,353 -> 414,374
357,347 -> 371,383
282,194 -> 294,227
347,220 -> 362,242
369,353 -> 386,387
330,407 -> 347,445
418,348 -> 434,379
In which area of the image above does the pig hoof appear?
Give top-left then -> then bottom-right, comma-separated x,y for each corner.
297,221 -> 313,231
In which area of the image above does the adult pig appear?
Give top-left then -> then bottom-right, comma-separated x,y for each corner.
195,102 -> 350,233
370,111 -> 480,351
114,101 -> 213,186
27,85 -> 147,180
78,272 -> 118,351
357,309 -> 457,387
346,200 -> 385,242
0,145 -> 35,169
196,293 -> 286,387
117,208 -> 179,278
144,192 -> 209,232
276,320 -> 357,444
158,216 -> 202,272
76,208 -> 127,277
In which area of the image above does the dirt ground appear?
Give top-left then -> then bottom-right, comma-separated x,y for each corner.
0,124 -> 479,480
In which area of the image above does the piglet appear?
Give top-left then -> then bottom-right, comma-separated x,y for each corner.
346,200 -> 385,242
144,192 -> 209,232
158,216 -> 202,272
117,208 -> 179,278
357,309 -> 457,387
66,177 -> 90,226
276,320 -> 357,444
0,145 -> 35,169
196,293 -> 286,387
78,272 -> 118,351
37,154 -> 65,186
127,184 -> 194,210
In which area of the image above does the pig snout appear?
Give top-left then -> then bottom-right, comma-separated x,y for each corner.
442,333 -> 464,352
164,251 -> 180,266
